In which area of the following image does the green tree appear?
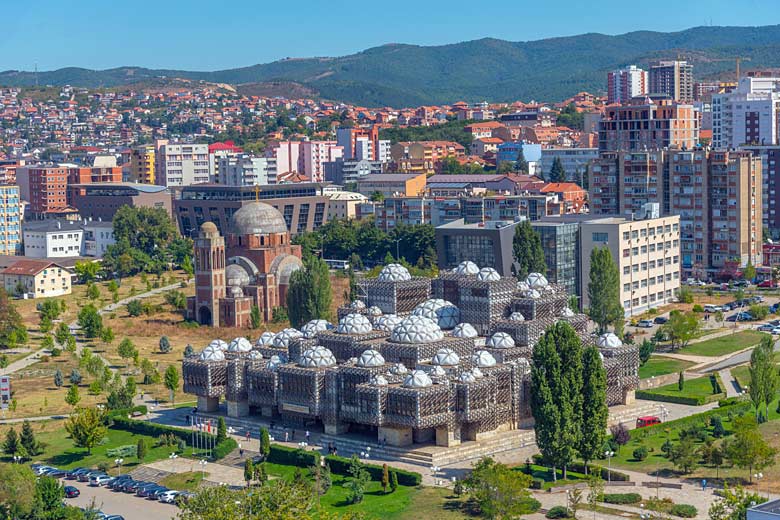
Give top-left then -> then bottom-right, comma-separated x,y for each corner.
20,420 -> 42,456
0,288 -> 28,348
126,299 -> 142,317
164,365 -> 179,403
64,407 -> 107,454
55,321 -> 70,346
515,147 -> 529,174
184,344 -> 195,358
749,336 -> 778,419
587,247 -> 623,334
41,334 -> 54,351
549,156 -> 566,182
100,326 -> 115,345
390,470 -> 398,492
286,255 -> 333,328
74,260 -> 100,283
3,427 -> 19,455
663,311 -> 700,349
345,455 -> 371,504
512,220 -> 547,280
244,458 -> 254,487
117,338 -> 138,367
260,427 -> 271,461
64,384 -> 81,408
579,346 -> 607,474
137,438 -> 147,461
69,369 -> 82,385
724,416 -> 776,481
30,475 -> 66,520
53,368 -> 64,388
217,417 -> 227,444
639,339 -> 655,365
39,315 -> 53,334
182,255 -> 194,279
670,437 -> 699,473
381,463 -> 390,493
250,305 -> 262,329
86,282 -> 100,300
709,485 -> 766,520
159,335 -> 171,353
0,462 -> 36,519
463,457 -> 536,519
743,262 -> 757,282
369,191 -> 384,202
678,371 -> 685,391
77,304 -> 103,338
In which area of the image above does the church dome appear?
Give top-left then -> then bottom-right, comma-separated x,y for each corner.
200,221 -> 219,238
230,202 -> 288,235
226,264 -> 251,287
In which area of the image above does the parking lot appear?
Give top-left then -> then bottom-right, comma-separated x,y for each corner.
65,482 -> 177,520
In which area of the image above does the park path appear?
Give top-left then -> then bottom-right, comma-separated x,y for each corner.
718,368 -> 742,397
0,279 -> 192,377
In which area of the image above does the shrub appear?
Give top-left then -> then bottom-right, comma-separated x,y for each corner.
266,444 -> 320,468
111,416 -> 235,460
711,415 -> 725,438
602,493 -> 642,505
546,506 -> 572,518
530,478 -> 544,489
324,454 -> 422,486
97,461 -> 110,473
692,304 -> 704,313
632,446 -> 648,461
106,445 -> 138,458
670,504 -> 698,518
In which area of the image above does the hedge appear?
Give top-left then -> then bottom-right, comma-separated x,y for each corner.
324,455 -> 422,486
670,504 -> 698,518
110,416 -> 237,461
266,444 -> 320,467
632,400 -> 753,438
106,405 -> 148,418
601,493 -> 642,505
531,455 -> 630,482
635,389 -> 725,406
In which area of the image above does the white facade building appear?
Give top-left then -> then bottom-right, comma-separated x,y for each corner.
157,142 -> 210,187
23,219 -> 115,259
712,76 -> 780,149
607,65 -> 648,105
82,221 -> 115,257
219,155 -> 277,186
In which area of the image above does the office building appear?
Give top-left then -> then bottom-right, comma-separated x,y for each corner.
598,98 -> 699,152
173,183 -> 330,237
66,164 -> 123,205
0,185 -> 21,255
156,141 -> 210,187
435,219 -> 522,277
128,145 -> 156,184
531,220 -> 580,298
539,148 -> 598,183
743,145 -> 780,236
712,76 -> 780,149
608,65 -> 648,104
649,60 -> 694,102
218,155 -> 277,186
23,220 -> 84,258
375,197 -> 433,230
71,183 -> 172,221
356,173 -> 427,198
323,158 -> 383,185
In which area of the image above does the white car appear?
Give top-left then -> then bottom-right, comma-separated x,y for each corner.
158,490 -> 180,504
89,475 -> 113,486
771,327 -> 780,335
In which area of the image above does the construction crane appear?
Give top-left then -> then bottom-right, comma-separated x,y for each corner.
706,56 -> 752,82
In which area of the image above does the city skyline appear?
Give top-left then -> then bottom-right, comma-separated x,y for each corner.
2,0 -> 780,71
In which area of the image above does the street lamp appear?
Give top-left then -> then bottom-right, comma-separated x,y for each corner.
430,465 -> 441,486
754,472 -> 764,497
115,458 -> 123,475
604,451 -> 615,483
169,453 -> 178,460
13,455 -> 20,464
199,459 -> 208,479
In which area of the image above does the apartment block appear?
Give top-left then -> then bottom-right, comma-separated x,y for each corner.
218,155 -> 277,186
336,126 -> 390,163
598,98 -> 698,152
540,148 -> 598,183
743,145 -> 780,235
16,165 -> 69,217
300,141 -> 343,183
356,173 -> 427,198
390,141 -> 466,175
649,60 -> 694,102
608,65 -> 648,104
65,164 -> 123,205
156,141 -> 210,187
128,144 -> 155,184
323,158 -> 383,185
0,185 -> 21,255
374,197 -> 433,230
712,76 -> 780,149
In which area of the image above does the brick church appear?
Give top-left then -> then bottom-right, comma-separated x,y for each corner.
186,202 -> 303,327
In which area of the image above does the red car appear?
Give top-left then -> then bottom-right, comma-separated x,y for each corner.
64,486 -> 80,498
759,280 -> 776,288
636,416 -> 661,428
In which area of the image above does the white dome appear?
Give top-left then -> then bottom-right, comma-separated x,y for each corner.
432,348 -> 460,366
357,349 -> 385,368
367,306 -> 383,317
487,332 -> 515,349
413,299 -> 460,329
508,312 -> 526,322
430,365 -> 446,377
516,357 -> 531,369
390,315 -> 444,344
471,350 -> 497,368
349,299 -> 367,310
459,371 -> 477,383
561,307 -> 575,318
229,285 -> 244,298
526,272 -> 549,289
597,333 -> 623,349
389,362 -> 408,375
266,355 -> 283,370
228,337 -> 252,353
524,289 -> 541,299
248,350 -> 263,360
378,263 -> 411,282
273,328 -> 303,348
454,261 -> 479,276
517,281 -> 530,292
199,344 -> 225,361
477,267 -> 501,282
472,367 -> 484,378
370,375 -> 388,386
452,322 -> 478,338
403,369 -> 433,388
298,346 -> 337,368
255,332 -> 275,347
374,314 -> 402,332
208,339 -> 228,351
338,313 -> 373,335
301,319 -> 333,339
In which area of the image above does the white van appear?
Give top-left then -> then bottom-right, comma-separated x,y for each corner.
704,304 -> 721,313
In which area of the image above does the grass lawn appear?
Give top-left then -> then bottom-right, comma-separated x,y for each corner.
159,471 -> 207,491
639,356 -> 695,379
512,463 -> 587,489
639,375 -> 718,401
677,330 -> 769,357
732,365 -> 750,391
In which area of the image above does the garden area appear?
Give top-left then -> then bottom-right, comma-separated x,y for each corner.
636,373 -> 724,405
676,330 -> 768,357
638,356 -> 695,379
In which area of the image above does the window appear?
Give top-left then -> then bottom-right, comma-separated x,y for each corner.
641,245 -> 647,254
631,230 -> 638,239
623,266 -> 630,275
641,262 -> 647,271
632,247 -> 638,256
593,232 -> 609,243
623,283 -> 630,292
649,243 -> 656,252
622,231 -> 630,240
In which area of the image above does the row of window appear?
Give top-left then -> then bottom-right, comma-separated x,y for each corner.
622,223 -> 679,241
623,272 -> 679,293
622,256 -> 680,274
624,289 -> 674,309
622,240 -> 679,257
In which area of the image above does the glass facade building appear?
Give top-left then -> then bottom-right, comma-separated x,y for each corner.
532,221 -> 580,298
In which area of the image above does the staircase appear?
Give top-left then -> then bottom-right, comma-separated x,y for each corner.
128,466 -> 172,483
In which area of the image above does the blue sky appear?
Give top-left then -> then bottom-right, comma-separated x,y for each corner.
2,0 -> 778,71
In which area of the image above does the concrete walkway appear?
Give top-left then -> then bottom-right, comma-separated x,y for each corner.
718,368 -> 742,397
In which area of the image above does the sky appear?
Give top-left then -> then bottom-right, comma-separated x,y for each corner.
2,0 -> 779,72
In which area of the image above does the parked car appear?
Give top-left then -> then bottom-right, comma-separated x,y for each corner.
704,304 -> 722,313
653,316 -> 668,325
78,471 -> 104,482
107,475 -> 132,490
158,490 -> 180,504
636,416 -> 661,428
758,323 -> 776,332
90,475 -> 113,487
66,468 -> 90,480
105,516 -> 126,520
759,280 -> 776,288
771,327 -> 780,335
148,486 -> 171,500
118,480 -> 141,493
64,486 -> 80,498
636,319 -> 653,328
727,312 -> 754,322
138,484 -> 166,498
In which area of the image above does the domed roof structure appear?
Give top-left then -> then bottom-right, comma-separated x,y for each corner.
226,264 -> 251,287
597,333 -> 623,349
389,363 -> 408,375
472,367 -> 484,378
524,289 -> 541,299
477,267 -> 501,282
301,319 -> 333,339
452,322 -> 478,338
208,339 -> 228,351
454,261 -> 479,276
430,365 -> 446,377
357,349 -> 385,368
378,263 -> 411,282
230,202 -> 288,235
227,337 -> 252,353
471,350 -> 497,368
459,371 -> 477,383
248,350 -> 263,360
390,315 -> 444,344
350,300 -> 366,310
487,332 -> 515,349
199,344 -> 226,361
560,307 -> 575,318
256,331 -> 275,347
412,299 -> 460,329
526,272 -> 549,289
432,348 -> 460,366
367,306 -> 383,317
273,328 -> 303,348
338,313 -> 373,335
200,221 -> 219,238
508,311 -> 526,322
403,370 -> 433,388
370,375 -> 388,386
298,346 -> 336,368
374,314 -> 402,332
266,355 -> 283,371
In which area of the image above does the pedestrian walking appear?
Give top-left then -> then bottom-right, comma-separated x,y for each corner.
305,430 -> 310,444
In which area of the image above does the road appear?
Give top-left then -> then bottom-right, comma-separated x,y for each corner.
64,481 -> 178,520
